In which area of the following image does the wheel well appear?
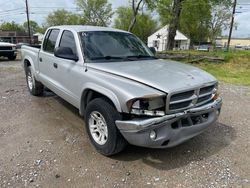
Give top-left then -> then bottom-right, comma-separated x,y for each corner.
80,89 -> 117,116
24,59 -> 31,72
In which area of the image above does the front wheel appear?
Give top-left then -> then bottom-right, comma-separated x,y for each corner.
85,98 -> 127,156
25,66 -> 44,96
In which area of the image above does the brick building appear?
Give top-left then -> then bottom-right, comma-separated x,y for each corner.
0,30 -> 38,44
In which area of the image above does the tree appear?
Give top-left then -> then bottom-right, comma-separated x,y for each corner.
157,0 -> 184,50
167,0 -> 184,50
75,0 -> 113,26
157,0 -> 232,47
208,1 -> 232,44
114,6 -> 158,42
180,0 -> 211,44
127,0 -> 156,32
0,21 -> 24,32
45,9 -> 84,27
23,20 -> 42,34
128,0 -> 144,32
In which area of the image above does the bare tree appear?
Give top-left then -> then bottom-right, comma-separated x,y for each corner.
209,5 -> 231,45
128,0 -> 144,32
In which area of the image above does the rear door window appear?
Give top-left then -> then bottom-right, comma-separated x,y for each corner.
43,29 -> 60,53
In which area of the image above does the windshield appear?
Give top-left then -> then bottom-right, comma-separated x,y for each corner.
79,31 -> 155,62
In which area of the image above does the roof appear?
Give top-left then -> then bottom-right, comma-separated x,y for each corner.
148,25 -> 189,40
49,25 -> 130,33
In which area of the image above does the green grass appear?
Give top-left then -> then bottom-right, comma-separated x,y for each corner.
160,50 -> 250,86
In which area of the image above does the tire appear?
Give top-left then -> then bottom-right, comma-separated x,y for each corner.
85,98 -> 127,156
25,66 -> 44,96
8,55 -> 16,60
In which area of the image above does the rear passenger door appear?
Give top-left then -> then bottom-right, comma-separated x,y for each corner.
38,29 -> 60,92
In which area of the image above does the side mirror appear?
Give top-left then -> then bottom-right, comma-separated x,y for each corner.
149,47 -> 156,55
54,47 -> 79,62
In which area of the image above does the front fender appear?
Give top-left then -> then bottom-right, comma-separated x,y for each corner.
80,82 -> 122,116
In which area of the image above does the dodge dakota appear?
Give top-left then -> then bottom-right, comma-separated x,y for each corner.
21,26 -> 222,156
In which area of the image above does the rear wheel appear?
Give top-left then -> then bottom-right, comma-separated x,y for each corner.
25,66 -> 44,96
85,98 -> 127,156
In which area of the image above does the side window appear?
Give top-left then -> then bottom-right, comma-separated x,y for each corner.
59,30 -> 77,55
43,29 -> 60,53
42,30 -> 51,51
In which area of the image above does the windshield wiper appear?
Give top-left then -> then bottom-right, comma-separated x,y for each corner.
89,55 -> 157,62
90,56 -> 124,60
125,55 -> 157,59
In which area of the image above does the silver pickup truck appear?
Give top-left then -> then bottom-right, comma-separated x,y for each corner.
21,25 -> 222,156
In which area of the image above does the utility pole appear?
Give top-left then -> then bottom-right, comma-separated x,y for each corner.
227,0 -> 237,51
25,0 -> 31,44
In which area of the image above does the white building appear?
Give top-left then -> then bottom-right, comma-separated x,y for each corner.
148,25 -> 190,51
33,32 -> 44,43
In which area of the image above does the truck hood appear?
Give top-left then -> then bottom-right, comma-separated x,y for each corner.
88,59 -> 216,93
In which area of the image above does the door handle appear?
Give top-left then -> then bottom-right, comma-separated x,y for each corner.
53,63 -> 58,69
39,57 -> 42,62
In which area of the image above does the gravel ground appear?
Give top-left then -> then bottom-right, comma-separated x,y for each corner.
0,59 -> 249,188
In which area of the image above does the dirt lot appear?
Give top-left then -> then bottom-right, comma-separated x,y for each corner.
0,59 -> 249,188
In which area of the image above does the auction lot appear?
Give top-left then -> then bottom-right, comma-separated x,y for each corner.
0,59 -> 249,188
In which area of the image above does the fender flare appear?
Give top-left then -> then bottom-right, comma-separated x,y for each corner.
80,82 -> 122,116
23,56 -> 36,76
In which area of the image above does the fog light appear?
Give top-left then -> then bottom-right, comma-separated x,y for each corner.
149,130 -> 157,140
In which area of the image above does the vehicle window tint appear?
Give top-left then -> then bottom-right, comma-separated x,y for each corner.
44,29 -> 59,53
59,30 -> 77,55
42,30 -> 51,51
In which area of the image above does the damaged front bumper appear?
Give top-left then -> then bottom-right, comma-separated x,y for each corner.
116,97 -> 222,148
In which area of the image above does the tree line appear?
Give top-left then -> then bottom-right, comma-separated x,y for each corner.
0,0 -> 233,49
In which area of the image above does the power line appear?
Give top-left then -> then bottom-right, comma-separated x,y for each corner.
0,8 -> 25,13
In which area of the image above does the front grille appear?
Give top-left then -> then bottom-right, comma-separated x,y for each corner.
0,46 -> 12,50
168,84 -> 215,112
200,85 -> 214,95
171,90 -> 194,101
197,95 -> 211,103
169,100 -> 192,110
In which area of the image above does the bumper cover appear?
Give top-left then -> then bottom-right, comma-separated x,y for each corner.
116,97 -> 222,148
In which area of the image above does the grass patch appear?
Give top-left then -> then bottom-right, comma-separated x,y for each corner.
159,50 -> 250,86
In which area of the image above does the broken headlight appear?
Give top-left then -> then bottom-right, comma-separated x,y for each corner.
212,83 -> 219,100
129,96 -> 166,117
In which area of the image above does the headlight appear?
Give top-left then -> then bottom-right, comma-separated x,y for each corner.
128,96 -> 166,117
212,84 -> 219,100
12,46 -> 16,50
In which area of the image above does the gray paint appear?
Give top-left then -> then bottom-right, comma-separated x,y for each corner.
21,25 -> 222,148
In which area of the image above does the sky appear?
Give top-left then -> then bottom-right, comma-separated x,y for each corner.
0,0 -> 249,38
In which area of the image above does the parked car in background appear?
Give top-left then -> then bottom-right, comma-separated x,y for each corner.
0,42 -> 17,60
197,45 -> 210,52
235,44 -> 243,49
245,45 -> 250,50
21,25 -> 222,156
